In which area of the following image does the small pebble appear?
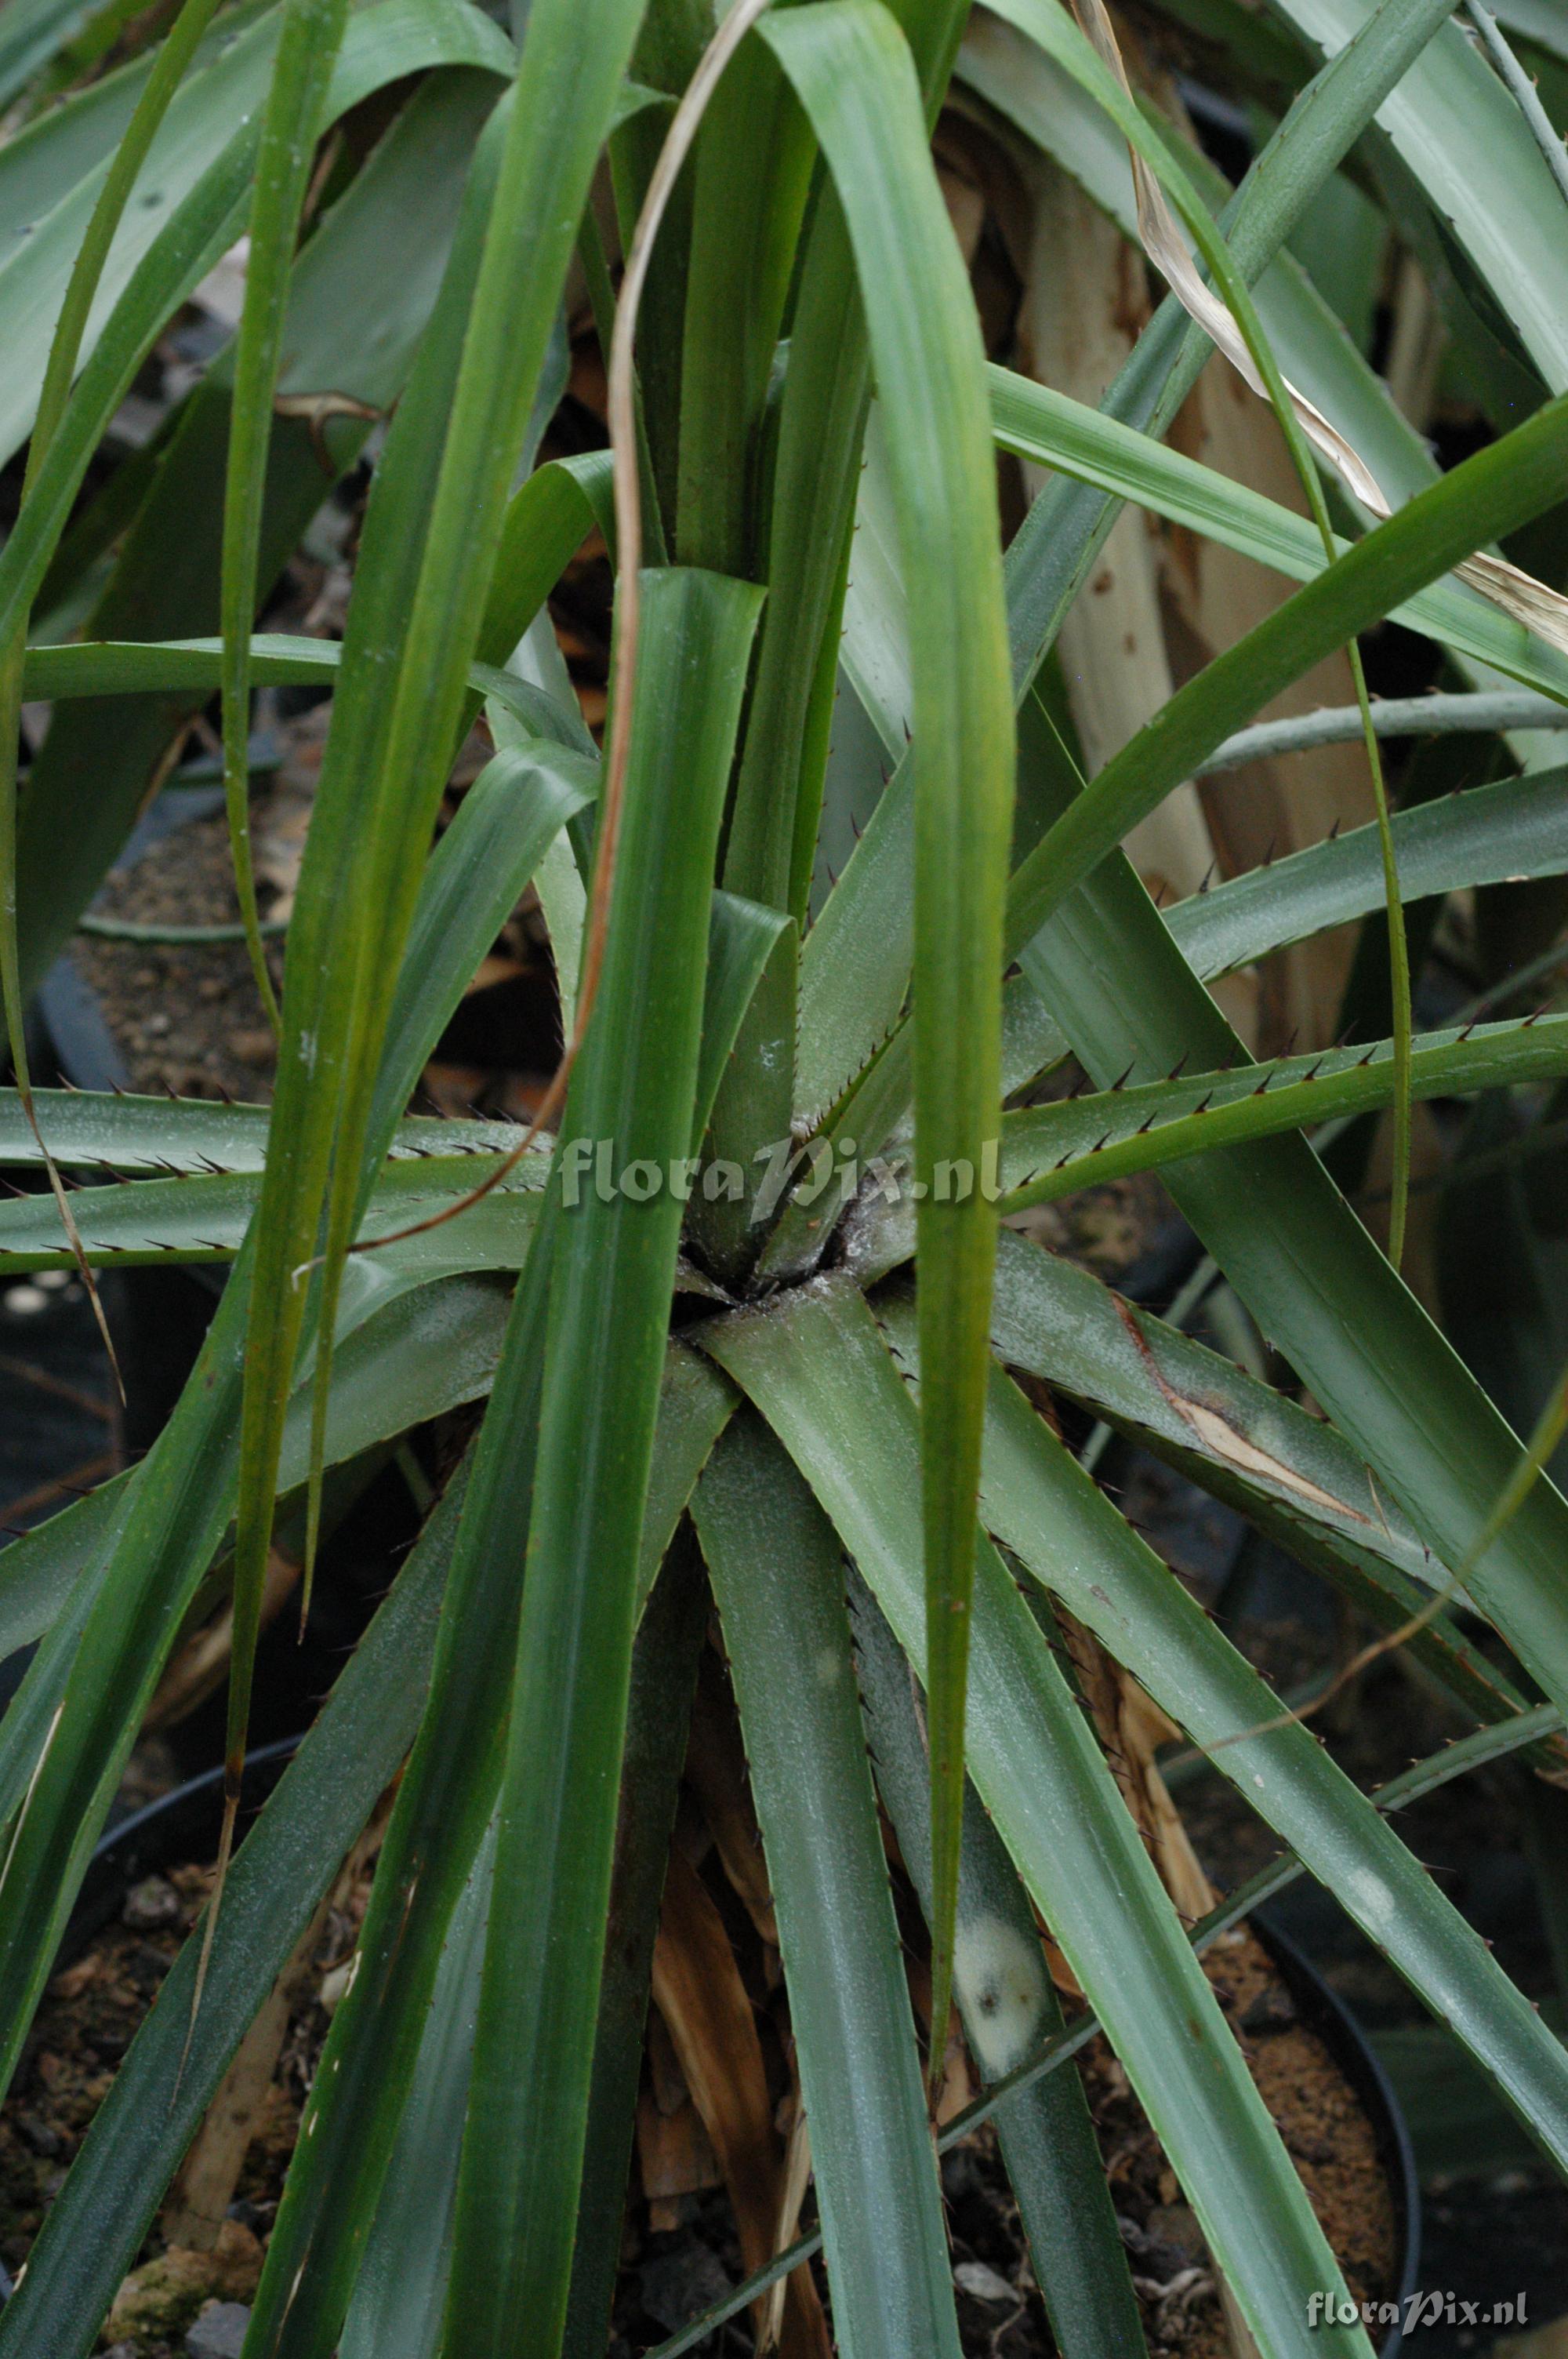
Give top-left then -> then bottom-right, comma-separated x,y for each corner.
186,2303 -> 252,2359
122,1874 -> 181,1931
954,2261 -> 1016,2305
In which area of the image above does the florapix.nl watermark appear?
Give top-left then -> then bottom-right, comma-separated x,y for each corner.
556,1135 -> 1005,1222
1308,2290 -> 1529,2333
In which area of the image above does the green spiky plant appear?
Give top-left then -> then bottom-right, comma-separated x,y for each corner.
4,0 -> 1568,2350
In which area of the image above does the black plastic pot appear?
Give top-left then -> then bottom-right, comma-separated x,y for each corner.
2,1741 -> 1421,2353
0,1741 -> 302,2306
64,1735 -> 302,1959
33,916 -> 230,1465
1256,1911 -> 1422,2358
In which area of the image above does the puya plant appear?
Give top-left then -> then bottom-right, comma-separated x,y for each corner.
3,0 -> 1568,2350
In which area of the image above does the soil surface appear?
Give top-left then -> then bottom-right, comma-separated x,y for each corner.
66,718 -> 561,1123
73,803 -> 286,1105
0,1848 -> 366,2354
0,1841 -> 1393,2359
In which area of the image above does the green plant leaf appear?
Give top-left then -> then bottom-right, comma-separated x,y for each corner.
0,1461 -> 472,2359
702,1277 -> 1372,2357
987,363 -> 1568,704
561,1534 -> 710,2359
795,0 -> 1482,1136
1168,768 -> 1568,982
20,629 -> 577,721
836,1012 -> 1568,1267
797,751 -> 1568,1141
675,31 -> 813,576
0,147 -> 598,2070
227,0 -> 630,1891
442,565 -> 761,2358
0,1265 -> 509,1917
763,0 -> 1015,2064
961,0 -> 1461,558
219,0 -> 352,1030
706,0 -> 973,1290
983,1230 -> 1550,1747
644,1694 -> 1566,2356
850,1566 -> 1149,2359
0,1086 -> 521,1172
1006,407 -> 1568,978
338,1814 -> 496,2359
475,448 -> 615,671
0,0 -> 238,1384
872,1285 -> 1568,2175
1011,703 -> 1568,1763
993,1013 -> 1568,1213
0,0 -> 107,105
691,889 -> 791,1156
14,64 -> 514,996
1269,0 -> 1568,391
0,0 -> 258,236
368,738 -> 598,1151
0,0 -> 511,503
241,1309 -> 728,2358
0,1153 -> 546,1271
695,1412 -> 964,2359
